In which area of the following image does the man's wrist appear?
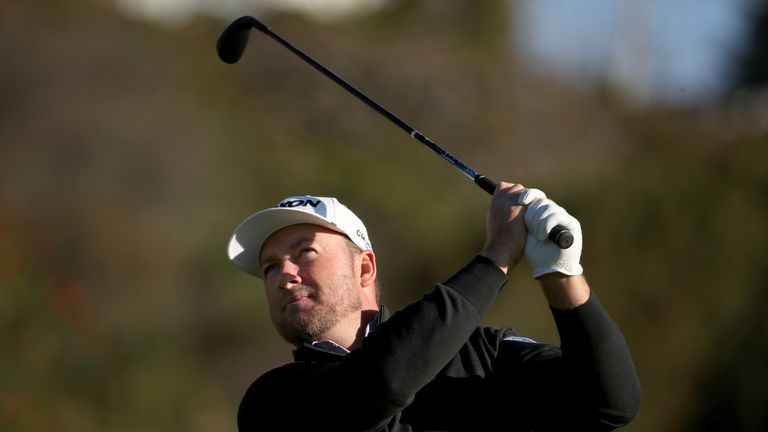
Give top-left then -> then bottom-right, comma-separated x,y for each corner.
478,249 -> 512,274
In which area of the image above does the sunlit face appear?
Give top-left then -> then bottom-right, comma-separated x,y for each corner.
259,224 -> 363,346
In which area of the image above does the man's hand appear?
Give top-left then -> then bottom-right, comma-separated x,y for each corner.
480,183 -> 589,308
479,182 -> 529,274
521,190 -> 584,278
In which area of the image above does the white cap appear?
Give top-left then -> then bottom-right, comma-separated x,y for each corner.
227,196 -> 372,277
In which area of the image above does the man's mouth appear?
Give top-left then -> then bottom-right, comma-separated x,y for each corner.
284,293 -> 313,309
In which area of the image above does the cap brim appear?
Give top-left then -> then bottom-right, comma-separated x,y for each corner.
227,207 -> 342,277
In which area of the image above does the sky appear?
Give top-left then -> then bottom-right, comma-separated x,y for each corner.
515,0 -> 754,105
114,0 -> 756,106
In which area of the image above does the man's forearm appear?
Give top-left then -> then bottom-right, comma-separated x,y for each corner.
539,273 -> 591,310
549,289 -> 642,428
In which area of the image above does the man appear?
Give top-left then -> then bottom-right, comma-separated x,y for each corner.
227,182 -> 641,431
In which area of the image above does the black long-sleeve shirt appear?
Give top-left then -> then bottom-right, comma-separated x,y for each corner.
238,255 -> 641,431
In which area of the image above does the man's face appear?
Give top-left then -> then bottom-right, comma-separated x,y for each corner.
259,224 -> 362,346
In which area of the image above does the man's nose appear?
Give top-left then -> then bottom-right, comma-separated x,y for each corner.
276,260 -> 301,288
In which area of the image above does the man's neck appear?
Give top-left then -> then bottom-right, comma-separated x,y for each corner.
316,308 -> 380,351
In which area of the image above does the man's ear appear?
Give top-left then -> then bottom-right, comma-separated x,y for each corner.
358,250 -> 377,288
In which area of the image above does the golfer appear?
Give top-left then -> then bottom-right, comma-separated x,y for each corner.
228,182 -> 641,431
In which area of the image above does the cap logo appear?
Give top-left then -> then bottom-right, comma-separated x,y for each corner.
356,229 -> 371,249
279,199 -> 321,208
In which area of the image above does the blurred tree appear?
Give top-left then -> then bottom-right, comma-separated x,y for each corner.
361,0 -> 511,53
730,0 -> 768,91
5,0 -> 768,430
684,274 -> 768,432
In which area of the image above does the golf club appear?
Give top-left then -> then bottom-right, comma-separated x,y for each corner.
217,15 -> 573,249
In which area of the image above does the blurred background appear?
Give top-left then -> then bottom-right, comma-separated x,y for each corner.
1,0 -> 766,430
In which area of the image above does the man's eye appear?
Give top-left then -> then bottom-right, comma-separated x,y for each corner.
299,247 -> 316,256
262,263 -> 278,277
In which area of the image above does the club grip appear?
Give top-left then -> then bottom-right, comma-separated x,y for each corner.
548,225 -> 574,249
474,175 -> 497,195
473,175 -> 573,249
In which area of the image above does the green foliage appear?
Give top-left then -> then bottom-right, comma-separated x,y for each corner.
358,0 -> 511,53
1,1 -> 767,431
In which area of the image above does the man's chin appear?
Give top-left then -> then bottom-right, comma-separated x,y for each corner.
276,315 -> 335,346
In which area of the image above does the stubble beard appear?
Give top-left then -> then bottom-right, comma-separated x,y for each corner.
273,275 -> 361,347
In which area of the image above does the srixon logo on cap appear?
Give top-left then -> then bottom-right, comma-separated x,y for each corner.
278,199 -> 321,208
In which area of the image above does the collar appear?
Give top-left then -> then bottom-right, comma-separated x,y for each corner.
293,304 -> 390,361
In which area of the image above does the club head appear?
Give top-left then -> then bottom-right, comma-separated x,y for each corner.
217,16 -> 265,64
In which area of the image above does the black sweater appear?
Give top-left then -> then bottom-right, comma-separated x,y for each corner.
238,256 -> 641,431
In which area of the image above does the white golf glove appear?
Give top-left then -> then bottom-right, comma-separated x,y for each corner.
518,188 -> 584,278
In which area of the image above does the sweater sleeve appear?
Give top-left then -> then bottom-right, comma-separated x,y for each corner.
550,294 -> 642,428
349,255 -> 506,416
498,293 -> 641,431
